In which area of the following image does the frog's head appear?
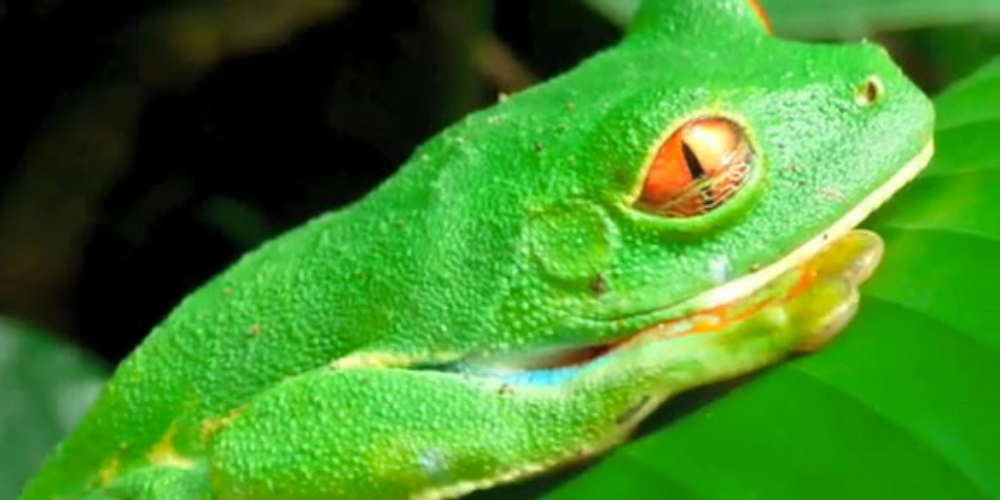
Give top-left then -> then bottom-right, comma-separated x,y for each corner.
407,0 -> 934,376
358,0 -> 932,416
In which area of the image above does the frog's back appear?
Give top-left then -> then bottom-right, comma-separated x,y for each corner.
21,42 -> 651,499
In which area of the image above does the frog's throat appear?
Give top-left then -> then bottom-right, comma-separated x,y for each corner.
686,139 -> 933,314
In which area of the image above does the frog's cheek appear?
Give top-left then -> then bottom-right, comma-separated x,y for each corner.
525,202 -> 618,284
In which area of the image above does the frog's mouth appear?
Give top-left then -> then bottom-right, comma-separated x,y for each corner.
453,141 -> 934,383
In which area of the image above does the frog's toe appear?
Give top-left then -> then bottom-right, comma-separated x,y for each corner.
789,276 -> 861,353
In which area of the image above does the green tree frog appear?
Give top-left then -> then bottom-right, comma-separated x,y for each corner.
20,0 -> 935,498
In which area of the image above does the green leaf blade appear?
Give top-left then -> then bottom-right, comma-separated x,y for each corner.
935,60 -> 1000,130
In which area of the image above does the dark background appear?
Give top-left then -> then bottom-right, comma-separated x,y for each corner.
0,0 -> 620,363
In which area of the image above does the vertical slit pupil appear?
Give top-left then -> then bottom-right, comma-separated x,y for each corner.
681,142 -> 706,179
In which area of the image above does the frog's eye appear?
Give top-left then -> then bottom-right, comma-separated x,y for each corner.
636,118 -> 755,218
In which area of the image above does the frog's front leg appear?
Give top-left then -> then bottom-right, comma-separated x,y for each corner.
205,299 -> 825,500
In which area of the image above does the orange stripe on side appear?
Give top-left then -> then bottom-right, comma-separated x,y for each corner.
746,0 -> 774,34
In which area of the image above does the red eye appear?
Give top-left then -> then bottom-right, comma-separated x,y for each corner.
636,118 -> 754,218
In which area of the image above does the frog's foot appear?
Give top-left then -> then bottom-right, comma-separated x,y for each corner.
615,228 -> 884,357
788,230 -> 882,352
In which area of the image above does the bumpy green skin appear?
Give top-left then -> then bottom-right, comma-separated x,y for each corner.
20,1 -> 934,499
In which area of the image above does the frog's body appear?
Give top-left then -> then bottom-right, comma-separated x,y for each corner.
20,1 -> 934,499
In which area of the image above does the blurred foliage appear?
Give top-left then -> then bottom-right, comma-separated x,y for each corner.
1,0 -> 999,498
585,0 -> 1000,37
585,0 -> 1000,92
0,0 -> 349,330
0,0 -> 505,360
0,319 -> 105,499
761,0 -> 1000,37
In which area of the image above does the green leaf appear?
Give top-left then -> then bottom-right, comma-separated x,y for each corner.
582,0 -> 1000,38
535,59 -> 1000,500
935,59 -> 1000,131
0,319 -> 106,499
761,0 -> 1000,38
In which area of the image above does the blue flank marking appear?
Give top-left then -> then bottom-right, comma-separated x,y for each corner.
500,366 -> 582,386
440,355 -> 615,387
498,356 -> 611,386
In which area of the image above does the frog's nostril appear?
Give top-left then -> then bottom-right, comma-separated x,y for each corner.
855,75 -> 884,107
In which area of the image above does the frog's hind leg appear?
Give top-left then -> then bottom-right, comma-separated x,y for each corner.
206,308 -> 802,500
205,366 -> 634,500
